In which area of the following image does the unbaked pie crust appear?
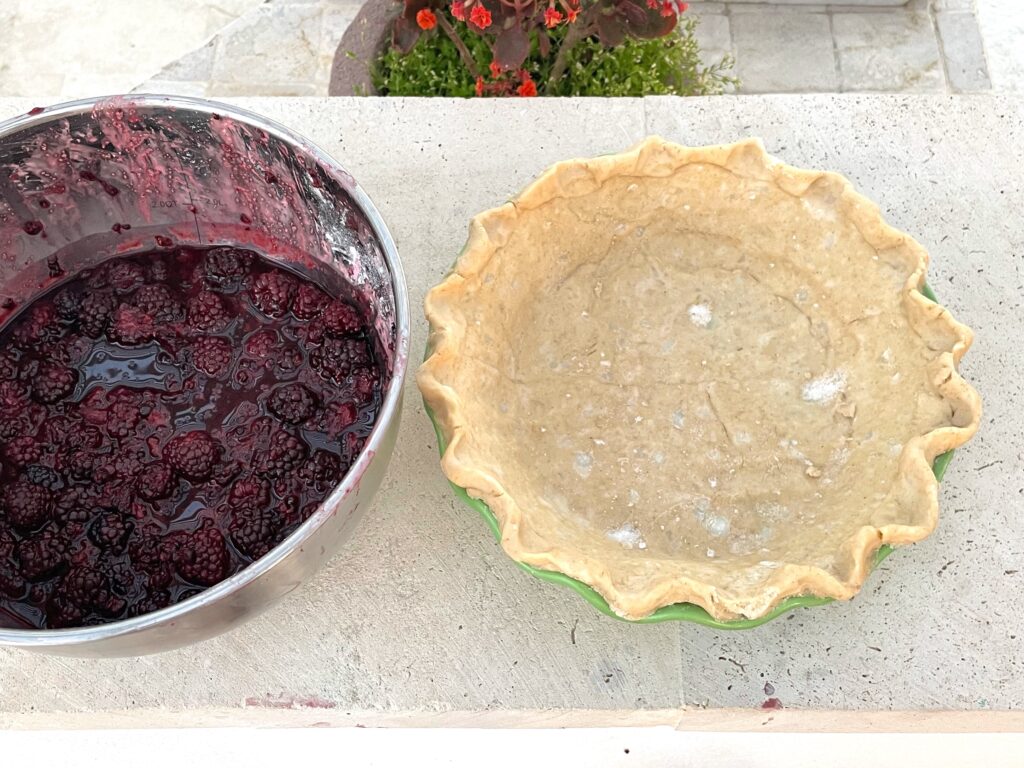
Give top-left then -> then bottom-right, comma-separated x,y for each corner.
418,137 -> 982,620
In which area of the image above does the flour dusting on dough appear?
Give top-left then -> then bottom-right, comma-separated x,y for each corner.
801,370 -> 846,403
688,304 -> 712,328
573,451 -> 594,479
607,523 -> 647,550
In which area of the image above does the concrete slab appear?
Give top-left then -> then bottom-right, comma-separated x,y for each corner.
0,95 -> 1021,715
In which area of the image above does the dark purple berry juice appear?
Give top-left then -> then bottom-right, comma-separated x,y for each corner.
0,246 -> 383,629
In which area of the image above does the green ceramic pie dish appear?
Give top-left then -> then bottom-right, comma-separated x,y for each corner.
423,283 -> 955,629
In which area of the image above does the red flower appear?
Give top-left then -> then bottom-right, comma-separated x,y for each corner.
475,76 -> 485,97
451,1 -> 466,20
566,6 -> 579,22
544,7 -> 563,27
660,0 -> 673,16
416,8 -> 437,29
489,60 -> 502,78
469,4 -> 492,28
678,1 -> 689,10
646,0 -> 658,8
516,77 -> 537,97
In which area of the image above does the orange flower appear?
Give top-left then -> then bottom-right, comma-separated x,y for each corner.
516,77 -> 537,97
566,5 -> 579,22
489,60 -> 502,78
475,76 -> 485,97
543,7 -> 563,27
451,1 -> 466,20
416,8 -> 437,29
469,4 -> 492,28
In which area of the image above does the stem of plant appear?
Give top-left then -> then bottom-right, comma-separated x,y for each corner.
437,14 -> 481,78
546,17 -> 591,89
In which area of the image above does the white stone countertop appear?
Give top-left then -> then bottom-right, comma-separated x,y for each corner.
0,95 -> 1021,717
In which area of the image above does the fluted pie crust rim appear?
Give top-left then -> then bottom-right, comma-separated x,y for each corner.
417,137 -> 982,620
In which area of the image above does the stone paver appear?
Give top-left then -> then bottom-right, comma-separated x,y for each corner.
692,14 -> 732,67
141,1 -> 361,98
976,0 -> 1024,92
730,11 -> 838,92
832,11 -> 944,91
136,0 -> 1010,99
935,11 -> 993,92
0,0 -> 260,99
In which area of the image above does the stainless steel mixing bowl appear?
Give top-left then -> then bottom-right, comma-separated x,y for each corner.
0,95 -> 409,656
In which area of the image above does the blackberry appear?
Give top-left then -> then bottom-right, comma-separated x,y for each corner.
88,510 -> 133,551
129,524 -> 178,583
292,282 -> 329,320
192,335 -> 233,377
175,526 -> 229,586
5,435 -> 41,466
12,305 -> 61,347
227,477 -> 269,511
65,450 -> 96,481
266,382 -> 319,425
53,288 -> 83,321
66,424 -> 102,451
59,566 -> 106,607
23,465 -> 64,491
128,589 -> 170,617
132,284 -> 182,322
78,291 -> 117,337
350,368 -> 380,404
256,429 -> 307,478
187,290 -> 231,332
2,481 -> 53,530
46,594 -> 85,628
106,399 -> 142,439
109,304 -> 155,345
106,261 -> 146,294
228,506 -> 283,560
298,450 -> 341,492
0,352 -> 17,382
201,247 -> 251,292
31,362 -> 78,403
318,401 -> 357,438
310,337 -> 371,385
54,492 -> 92,524
322,300 -> 363,337
164,430 -> 220,482
0,385 -> 29,433
250,271 -> 296,317
136,462 -> 175,501
16,526 -> 67,580
0,562 -> 25,598
243,329 -> 277,359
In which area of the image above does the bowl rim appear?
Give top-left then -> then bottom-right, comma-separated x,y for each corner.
0,94 -> 411,646
423,282 -> 954,629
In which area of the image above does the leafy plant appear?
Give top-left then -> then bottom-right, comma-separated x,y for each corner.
381,0 -> 719,97
374,13 -> 736,97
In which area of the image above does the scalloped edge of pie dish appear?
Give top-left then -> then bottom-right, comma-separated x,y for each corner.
417,137 -> 983,621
